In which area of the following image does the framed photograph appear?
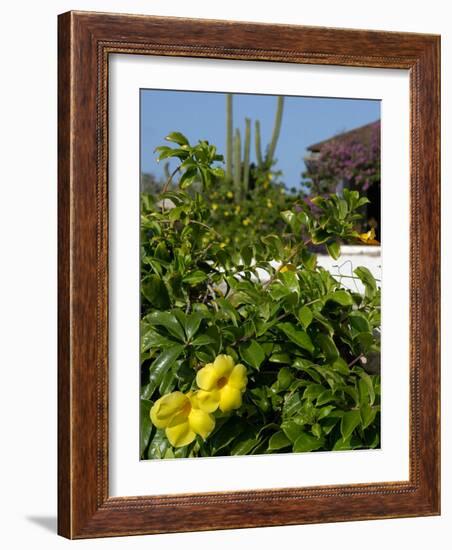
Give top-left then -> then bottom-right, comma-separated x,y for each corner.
58,11 -> 440,538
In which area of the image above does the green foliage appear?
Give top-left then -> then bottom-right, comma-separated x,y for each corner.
141,131 -> 381,459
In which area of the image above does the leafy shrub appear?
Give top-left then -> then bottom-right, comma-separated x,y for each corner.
140,132 -> 381,459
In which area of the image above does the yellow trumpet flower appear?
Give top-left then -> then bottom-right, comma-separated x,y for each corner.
196,355 -> 248,413
150,391 -> 215,447
358,227 -> 379,245
279,263 -> 296,273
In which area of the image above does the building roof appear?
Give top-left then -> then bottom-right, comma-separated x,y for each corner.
307,120 -> 380,153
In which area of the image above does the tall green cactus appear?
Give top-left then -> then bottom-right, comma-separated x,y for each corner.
266,96 -> 284,166
255,120 -> 264,169
226,93 -> 233,180
243,118 -> 251,194
226,93 -> 284,197
233,128 -> 242,198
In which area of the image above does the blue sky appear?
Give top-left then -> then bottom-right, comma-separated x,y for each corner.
140,90 -> 380,189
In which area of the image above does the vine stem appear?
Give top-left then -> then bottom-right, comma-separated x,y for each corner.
161,166 -> 180,195
262,240 -> 310,290
348,353 -> 365,367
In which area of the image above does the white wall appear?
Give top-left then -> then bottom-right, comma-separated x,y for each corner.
0,1 -> 449,548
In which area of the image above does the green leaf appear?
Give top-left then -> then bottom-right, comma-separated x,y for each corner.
268,431 -> 291,451
293,432 -> 324,452
140,399 -> 153,457
311,228 -> 330,244
316,389 -> 335,406
191,334 -> 217,347
165,131 -> 189,146
330,358 -> 350,375
147,429 -> 170,459
355,332 -> 374,353
354,266 -> 377,298
269,353 -> 291,364
216,298 -> 239,327
179,167 -> 198,189
279,271 -> 300,295
277,367 -> 294,390
142,344 -> 184,399
145,311 -> 186,341
141,275 -> 170,310
340,410 -> 362,440
303,383 -> 325,400
327,290 -> 353,306
360,404 -> 378,429
311,423 -> 323,438
349,311 -> 371,333
301,248 -> 317,270
159,365 -> 177,394
282,392 -> 303,418
326,241 -> 341,260
281,420 -> 304,443
358,372 -> 376,405
297,305 -> 313,329
210,419 -> 246,455
240,340 -> 266,370
316,333 -> 339,362
182,270 -> 207,286
333,435 -> 352,451
185,312 -> 204,341
277,323 -> 314,354
141,327 -> 176,353
231,432 -> 260,455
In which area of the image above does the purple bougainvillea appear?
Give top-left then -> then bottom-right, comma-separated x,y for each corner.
303,121 -> 380,196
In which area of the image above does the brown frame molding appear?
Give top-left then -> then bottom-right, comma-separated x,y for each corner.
58,11 -> 440,539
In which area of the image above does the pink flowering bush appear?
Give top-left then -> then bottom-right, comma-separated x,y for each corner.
303,121 -> 380,196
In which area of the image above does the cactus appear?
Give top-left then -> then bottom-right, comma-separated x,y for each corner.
233,128 -> 242,198
266,96 -> 284,166
243,118 -> 251,194
225,94 -> 284,197
226,93 -> 233,180
255,120 -> 264,169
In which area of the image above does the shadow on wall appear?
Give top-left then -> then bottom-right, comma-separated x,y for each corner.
26,516 -> 56,534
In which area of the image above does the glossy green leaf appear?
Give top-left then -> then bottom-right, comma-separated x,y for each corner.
142,344 -> 184,400
327,290 -> 353,306
340,410 -> 361,440
316,333 -> 339,361
277,323 -> 314,354
140,399 -> 153,457
297,305 -> 313,329
268,431 -> 291,451
326,241 -> 341,260
145,311 -> 186,341
240,340 -> 265,370
293,432 -> 324,452
141,275 -> 170,310
165,131 -> 189,146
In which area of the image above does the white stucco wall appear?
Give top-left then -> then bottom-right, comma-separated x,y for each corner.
317,245 -> 381,293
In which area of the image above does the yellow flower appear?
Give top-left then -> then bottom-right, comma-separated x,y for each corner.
242,218 -> 251,226
212,203 -> 218,211
150,391 -> 215,447
358,227 -> 379,245
279,263 -> 296,273
196,355 -> 247,413
267,200 -> 273,208
226,191 -> 234,199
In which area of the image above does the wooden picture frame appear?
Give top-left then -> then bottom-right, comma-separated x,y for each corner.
58,11 -> 440,539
